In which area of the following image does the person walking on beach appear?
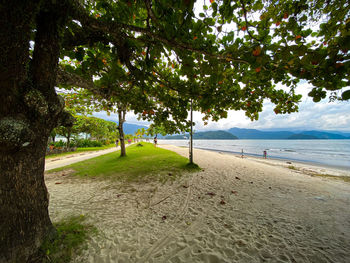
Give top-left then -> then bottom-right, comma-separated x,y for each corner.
154,136 -> 158,147
263,150 -> 267,159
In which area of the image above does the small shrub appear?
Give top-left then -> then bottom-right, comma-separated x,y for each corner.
37,215 -> 97,263
73,139 -> 103,148
185,162 -> 201,171
54,140 -> 65,147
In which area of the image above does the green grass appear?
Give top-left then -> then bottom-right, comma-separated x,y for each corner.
46,144 -> 115,159
288,165 -> 297,170
49,143 -> 200,183
38,215 -> 97,263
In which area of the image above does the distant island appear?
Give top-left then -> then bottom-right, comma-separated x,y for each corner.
166,130 -> 238,140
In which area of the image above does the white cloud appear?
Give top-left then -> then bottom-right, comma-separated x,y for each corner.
193,81 -> 350,131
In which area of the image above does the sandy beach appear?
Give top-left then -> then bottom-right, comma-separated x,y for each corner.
45,145 -> 350,263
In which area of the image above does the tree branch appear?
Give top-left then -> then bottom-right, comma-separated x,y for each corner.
239,0 -> 263,42
143,0 -> 159,26
69,2 -> 249,64
56,67 -> 95,91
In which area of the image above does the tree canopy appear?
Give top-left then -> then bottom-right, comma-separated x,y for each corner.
57,0 -> 349,133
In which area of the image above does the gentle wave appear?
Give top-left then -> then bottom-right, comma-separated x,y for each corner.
158,139 -> 350,169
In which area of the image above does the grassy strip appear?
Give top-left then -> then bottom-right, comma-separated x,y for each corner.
311,173 -> 350,183
287,165 -> 350,183
37,215 -> 97,263
46,144 -> 115,159
49,142 -> 200,183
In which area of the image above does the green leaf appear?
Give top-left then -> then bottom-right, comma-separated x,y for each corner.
342,90 -> 350,100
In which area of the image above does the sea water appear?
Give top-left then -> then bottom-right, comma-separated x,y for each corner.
158,139 -> 350,170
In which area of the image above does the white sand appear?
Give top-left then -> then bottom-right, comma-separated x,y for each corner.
45,145 -> 350,263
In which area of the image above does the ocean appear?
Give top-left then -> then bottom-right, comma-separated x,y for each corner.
158,139 -> 350,170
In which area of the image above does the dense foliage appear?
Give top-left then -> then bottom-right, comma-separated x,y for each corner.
53,115 -> 118,147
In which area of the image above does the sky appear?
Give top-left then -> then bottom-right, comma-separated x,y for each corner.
93,80 -> 350,132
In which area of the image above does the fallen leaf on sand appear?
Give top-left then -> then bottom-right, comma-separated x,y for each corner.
55,182 -> 62,184
182,185 -> 189,188
231,190 -> 238,195
162,215 -> 167,220
220,200 -> 226,205
235,176 -> 241,180
116,194 -> 122,197
206,192 -> 216,196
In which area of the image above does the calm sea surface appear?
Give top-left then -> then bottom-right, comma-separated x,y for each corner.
158,139 -> 350,170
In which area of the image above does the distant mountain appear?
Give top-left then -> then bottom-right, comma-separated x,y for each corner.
227,127 -> 294,139
300,130 -> 348,139
313,130 -> 350,137
166,130 -> 238,140
287,134 -> 319,140
107,121 -> 148,135
227,127 -> 350,139
104,121 -> 350,140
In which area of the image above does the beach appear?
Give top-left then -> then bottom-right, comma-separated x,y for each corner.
45,145 -> 350,262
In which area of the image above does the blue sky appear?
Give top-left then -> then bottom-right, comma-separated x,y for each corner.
93,81 -> 350,132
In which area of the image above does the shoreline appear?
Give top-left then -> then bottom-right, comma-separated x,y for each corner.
157,139 -> 350,174
194,146 -> 350,175
158,138 -> 350,171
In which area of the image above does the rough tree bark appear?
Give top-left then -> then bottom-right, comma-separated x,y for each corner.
0,1 -> 72,262
66,129 -> 72,148
117,108 -> 127,157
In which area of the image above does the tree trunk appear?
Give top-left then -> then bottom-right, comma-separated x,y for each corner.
0,1 -> 70,261
117,109 -> 127,157
0,134 -> 56,263
189,99 -> 193,164
66,130 -> 71,148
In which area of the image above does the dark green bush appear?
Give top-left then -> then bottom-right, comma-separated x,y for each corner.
54,140 -> 65,147
73,139 -> 103,147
